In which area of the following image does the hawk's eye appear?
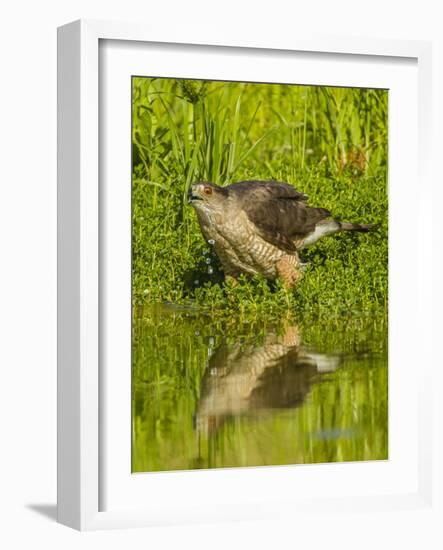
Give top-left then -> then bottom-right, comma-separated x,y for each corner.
203,187 -> 213,195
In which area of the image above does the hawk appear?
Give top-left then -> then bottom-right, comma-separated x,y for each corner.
195,324 -> 340,435
188,180 -> 378,288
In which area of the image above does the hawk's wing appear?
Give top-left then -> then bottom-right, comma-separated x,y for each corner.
227,180 -> 308,202
226,180 -> 330,253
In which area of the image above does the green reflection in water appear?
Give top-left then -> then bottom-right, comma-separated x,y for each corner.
132,305 -> 388,472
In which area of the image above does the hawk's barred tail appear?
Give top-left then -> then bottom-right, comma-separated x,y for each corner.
338,221 -> 380,233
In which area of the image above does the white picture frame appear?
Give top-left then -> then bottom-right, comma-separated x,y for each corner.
57,19 -> 434,531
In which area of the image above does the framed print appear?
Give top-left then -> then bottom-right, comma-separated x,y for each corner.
57,19 -> 434,530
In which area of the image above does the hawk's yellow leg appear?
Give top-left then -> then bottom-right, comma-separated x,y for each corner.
276,256 -> 303,289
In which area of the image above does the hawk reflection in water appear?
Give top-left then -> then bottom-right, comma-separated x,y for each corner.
188,180 -> 378,287
195,324 -> 340,436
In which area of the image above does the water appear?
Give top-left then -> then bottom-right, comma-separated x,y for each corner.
132,305 -> 388,472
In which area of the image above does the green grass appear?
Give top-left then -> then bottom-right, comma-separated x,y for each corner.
132,77 -> 388,318
131,80 -> 388,470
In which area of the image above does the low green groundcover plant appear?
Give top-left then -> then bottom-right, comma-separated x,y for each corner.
132,77 -> 388,318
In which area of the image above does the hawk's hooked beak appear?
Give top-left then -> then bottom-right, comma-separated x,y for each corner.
187,186 -> 202,203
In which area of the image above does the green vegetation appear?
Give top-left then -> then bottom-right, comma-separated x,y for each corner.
131,80 -> 389,471
132,77 -> 388,318
132,306 -> 388,472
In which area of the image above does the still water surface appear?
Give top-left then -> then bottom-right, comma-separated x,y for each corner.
132,304 -> 388,472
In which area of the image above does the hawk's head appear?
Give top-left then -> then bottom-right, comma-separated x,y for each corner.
188,182 -> 229,213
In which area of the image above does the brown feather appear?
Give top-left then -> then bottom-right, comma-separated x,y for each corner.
225,180 -> 330,252
227,180 -> 308,202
